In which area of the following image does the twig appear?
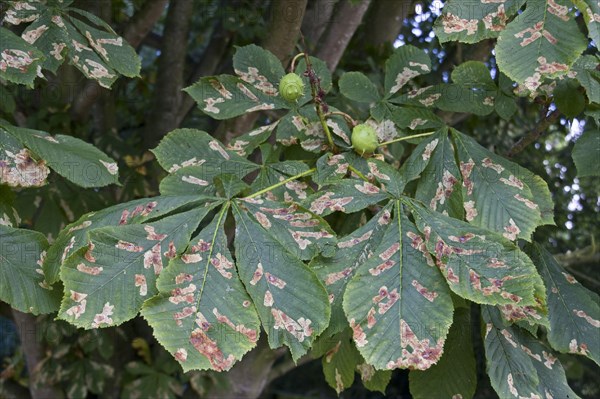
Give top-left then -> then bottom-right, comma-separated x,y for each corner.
299,41 -> 335,150
325,111 -> 357,127
506,107 -> 560,157
289,52 -> 305,72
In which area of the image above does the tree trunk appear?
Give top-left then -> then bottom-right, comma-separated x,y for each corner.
364,0 -> 413,49
314,0 -> 372,71
143,0 -> 194,148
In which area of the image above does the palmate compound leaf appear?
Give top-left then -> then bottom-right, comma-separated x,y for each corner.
151,129 -> 259,196
482,306 -> 580,399
58,206 -> 217,328
232,199 -> 331,361
409,307 -> 477,399
44,195 -> 204,285
343,201 -> 454,371
0,225 -> 60,314
528,243 -> 600,365
495,0 -> 587,92
141,204 -> 260,372
451,129 -> 554,240
6,0 -> 140,88
312,205 -> 393,336
1,122 -> 120,188
405,198 -> 548,326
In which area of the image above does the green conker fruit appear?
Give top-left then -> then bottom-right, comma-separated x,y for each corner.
351,124 -> 378,155
279,73 -> 304,102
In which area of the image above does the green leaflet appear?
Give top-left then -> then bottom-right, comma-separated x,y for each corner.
482,306 -> 580,399
312,205 -> 393,336
142,205 -> 260,372
58,207 -> 213,328
313,153 -> 351,187
405,199 -> 547,315
572,55 -> 600,105
433,0 -> 526,43
339,72 -> 380,104
275,105 -> 351,151
357,362 -> 392,393
225,121 -> 278,157
233,44 -> 285,95
1,123 -> 120,188
44,195 -> 205,284
391,83 -> 497,116
414,130 -> 464,219
409,307 -> 477,399
320,330 -> 361,394
528,244 -> 600,365
451,129 -> 553,240
303,179 -> 389,217
572,128 -> 600,177
232,200 -> 330,361
250,160 -> 313,202
237,197 -> 336,260
571,0 -> 600,45
390,107 -> 445,131
0,27 -> 45,87
398,128 -> 446,184
184,74 -> 287,120
0,126 -> 50,188
0,225 -> 60,314
384,45 -> 432,98
152,128 -> 259,195
343,201 -> 454,371
495,0 -> 587,91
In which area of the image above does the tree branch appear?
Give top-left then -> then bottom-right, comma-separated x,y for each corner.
70,0 -> 168,121
555,245 -> 600,269
142,0 -> 194,148
314,0 -> 372,71
506,108 -> 560,157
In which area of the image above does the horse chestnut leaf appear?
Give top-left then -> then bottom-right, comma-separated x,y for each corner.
351,124 -> 378,155
279,73 -> 304,102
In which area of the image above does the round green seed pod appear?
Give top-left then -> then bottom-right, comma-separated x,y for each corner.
351,124 -> 378,155
279,73 -> 305,101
